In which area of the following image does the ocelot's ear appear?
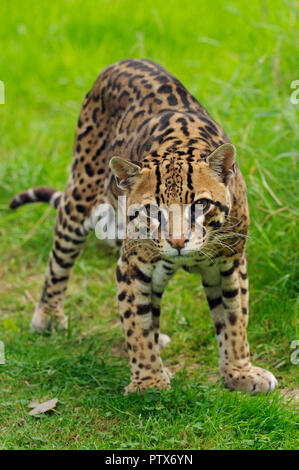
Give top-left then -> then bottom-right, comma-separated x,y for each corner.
207,143 -> 236,184
109,157 -> 142,190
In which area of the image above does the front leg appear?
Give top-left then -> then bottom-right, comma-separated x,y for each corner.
202,255 -> 277,394
116,256 -> 170,394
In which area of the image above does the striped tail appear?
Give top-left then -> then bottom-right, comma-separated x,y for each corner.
9,186 -> 62,210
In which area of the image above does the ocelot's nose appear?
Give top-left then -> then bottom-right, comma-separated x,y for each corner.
167,235 -> 189,249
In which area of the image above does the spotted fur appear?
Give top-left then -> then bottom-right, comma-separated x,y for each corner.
10,59 -> 277,394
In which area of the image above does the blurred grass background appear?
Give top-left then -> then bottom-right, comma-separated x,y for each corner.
0,0 -> 298,450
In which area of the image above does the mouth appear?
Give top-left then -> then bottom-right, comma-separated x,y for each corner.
162,248 -> 197,259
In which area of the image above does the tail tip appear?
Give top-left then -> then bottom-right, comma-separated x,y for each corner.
9,197 -> 19,209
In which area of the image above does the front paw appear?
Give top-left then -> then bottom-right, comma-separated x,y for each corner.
125,370 -> 170,394
222,365 -> 278,395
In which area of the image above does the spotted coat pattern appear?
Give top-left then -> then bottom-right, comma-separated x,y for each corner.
10,59 -> 277,395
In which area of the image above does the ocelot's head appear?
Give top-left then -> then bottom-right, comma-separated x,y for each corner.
110,143 -> 236,259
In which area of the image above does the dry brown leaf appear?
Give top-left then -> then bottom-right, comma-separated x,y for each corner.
28,398 -> 59,416
28,399 -> 40,409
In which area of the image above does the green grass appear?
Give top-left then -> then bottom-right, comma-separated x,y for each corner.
0,0 -> 298,450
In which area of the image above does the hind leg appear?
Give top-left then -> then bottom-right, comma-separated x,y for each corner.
31,195 -> 89,333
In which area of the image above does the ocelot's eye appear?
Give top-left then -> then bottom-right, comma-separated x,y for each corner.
193,198 -> 211,213
190,199 -> 211,226
128,213 -> 138,222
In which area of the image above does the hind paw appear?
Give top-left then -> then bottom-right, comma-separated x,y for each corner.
31,304 -> 68,333
158,333 -> 171,351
